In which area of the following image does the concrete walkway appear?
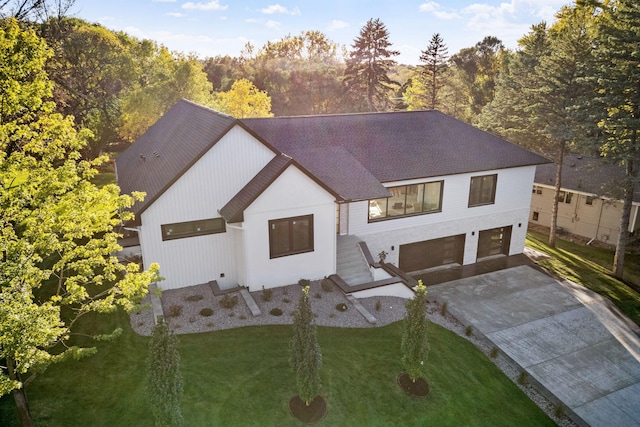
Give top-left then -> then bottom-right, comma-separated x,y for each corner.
428,265 -> 640,427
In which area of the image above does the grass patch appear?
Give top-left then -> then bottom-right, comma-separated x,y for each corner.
527,230 -> 640,324
91,172 -> 116,188
0,311 -> 554,426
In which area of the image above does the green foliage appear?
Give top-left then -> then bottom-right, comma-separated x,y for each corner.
261,286 -> 273,302
401,280 -> 429,382
413,33 -> 449,110
147,319 -> 184,427
343,18 -> 400,112
289,286 -> 322,405
219,294 -> 238,309
0,19 -> 159,405
212,78 -> 273,118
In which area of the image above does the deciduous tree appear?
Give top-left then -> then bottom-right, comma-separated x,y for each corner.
212,78 -> 273,118
0,19 -> 158,426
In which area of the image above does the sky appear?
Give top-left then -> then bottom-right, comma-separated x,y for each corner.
70,0 -> 570,65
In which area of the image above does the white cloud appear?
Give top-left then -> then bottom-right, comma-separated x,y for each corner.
419,1 -> 459,20
152,0 -> 177,2
261,4 -> 301,15
182,1 -> 228,11
265,20 -> 281,29
327,20 -> 349,31
166,12 -> 186,17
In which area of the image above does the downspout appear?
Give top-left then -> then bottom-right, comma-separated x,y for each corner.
587,199 -> 605,246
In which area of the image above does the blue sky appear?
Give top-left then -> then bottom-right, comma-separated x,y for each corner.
72,0 -> 569,64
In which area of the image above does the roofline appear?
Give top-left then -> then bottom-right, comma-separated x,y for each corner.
534,182 -> 640,205
132,118 -> 283,221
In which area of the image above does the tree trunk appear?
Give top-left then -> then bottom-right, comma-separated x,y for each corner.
612,160 -> 636,278
7,358 -> 35,427
549,142 -> 566,248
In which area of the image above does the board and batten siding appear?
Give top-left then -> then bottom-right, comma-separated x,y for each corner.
241,166 -> 337,290
348,166 -> 536,266
139,125 -> 276,290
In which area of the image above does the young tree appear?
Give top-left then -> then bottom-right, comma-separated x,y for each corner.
147,318 -> 184,427
0,19 -> 159,426
401,280 -> 429,382
419,33 -> 449,110
588,0 -> 640,277
212,78 -> 273,118
289,286 -> 322,406
343,18 -> 399,112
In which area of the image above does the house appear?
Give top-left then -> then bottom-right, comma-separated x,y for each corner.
531,154 -> 640,245
116,99 -> 549,292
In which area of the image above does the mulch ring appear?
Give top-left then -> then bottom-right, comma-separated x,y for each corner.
397,373 -> 430,398
289,395 -> 327,424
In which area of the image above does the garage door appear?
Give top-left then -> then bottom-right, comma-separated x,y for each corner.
477,226 -> 512,259
399,234 -> 465,272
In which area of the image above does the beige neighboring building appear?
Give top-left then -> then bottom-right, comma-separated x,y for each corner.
531,154 -> 640,245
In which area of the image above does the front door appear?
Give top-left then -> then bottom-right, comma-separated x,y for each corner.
477,226 -> 512,259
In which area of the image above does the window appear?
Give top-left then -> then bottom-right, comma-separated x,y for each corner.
161,217 -> 225,241
269,214 -> 314,258
532,211 -> 539,221
469,174 -> 497,207
532,185 -> 543,195
585,196 -> 595,205
368,181 -> 443,221
557,191 -> 573,204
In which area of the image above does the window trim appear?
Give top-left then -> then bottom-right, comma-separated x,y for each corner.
268,214 -> 314,259
468,174 -> 497,207
368,181 -> 444,222
161,217 -> 226,241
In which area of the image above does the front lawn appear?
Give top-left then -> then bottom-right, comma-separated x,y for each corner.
527,230 -> 640,325
0,311 -> 554,426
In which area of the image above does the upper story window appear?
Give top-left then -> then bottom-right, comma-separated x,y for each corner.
532,185 -> 543,195
585,196 -> 595,205
161,217 -> 226,241
269,214 -> 314,258
368,181 -> 443,222
558,191 -> 573,204
469,174 -> 497,207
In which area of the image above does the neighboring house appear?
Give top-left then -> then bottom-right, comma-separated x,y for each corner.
116,99 -> 549,292
531,154 -> 640,245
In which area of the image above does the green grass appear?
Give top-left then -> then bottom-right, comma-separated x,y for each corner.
91,172 -> 116,188
527,230 -> 640,325
0,311 -> 554,426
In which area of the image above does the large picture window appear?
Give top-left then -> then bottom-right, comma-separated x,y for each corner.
161,217 -> 226,241
369,181 -> 443,221
469,174 -> 497,207
269,214 -> 314,258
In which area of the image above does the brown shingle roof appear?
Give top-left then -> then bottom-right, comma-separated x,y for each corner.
535,154 -> 640,202
242,110 -> 550,183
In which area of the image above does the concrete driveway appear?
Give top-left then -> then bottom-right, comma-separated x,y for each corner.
428,265 -> 640,427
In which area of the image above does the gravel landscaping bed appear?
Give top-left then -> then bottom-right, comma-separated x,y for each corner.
130,279 -> 576,426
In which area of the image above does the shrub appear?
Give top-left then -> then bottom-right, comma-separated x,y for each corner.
320,278 -> 333,292
314,292 -> 322,299
489,347 -> 499,358
184,294 -> 203,302
553,404 -> 565,418
465,325 -> 473,336
298,278 -> 310,287
239,314 -> 247,320
401,280 -> 429,382
335,303 -> 348,312
517,371 -> 528,385
440,301 -> 448,316
199,308 -> 214,317
167,304 -> 183,318
270,307 -> 283,316
219,294 -> 238,309
282,297 -> 291,304
261,286 -> 273,302
375,300 -> 381,311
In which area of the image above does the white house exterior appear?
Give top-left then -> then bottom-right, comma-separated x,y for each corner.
531,154 -> 640,244
116,100 -> 549,291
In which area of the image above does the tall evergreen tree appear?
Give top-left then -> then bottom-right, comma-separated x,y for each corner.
289,286 -> 322,406
419,33 -> 449,110
589,0 -> 640,277
343,18 -> 399,112
147,318 -> 184,427
401,280 -> 429,382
